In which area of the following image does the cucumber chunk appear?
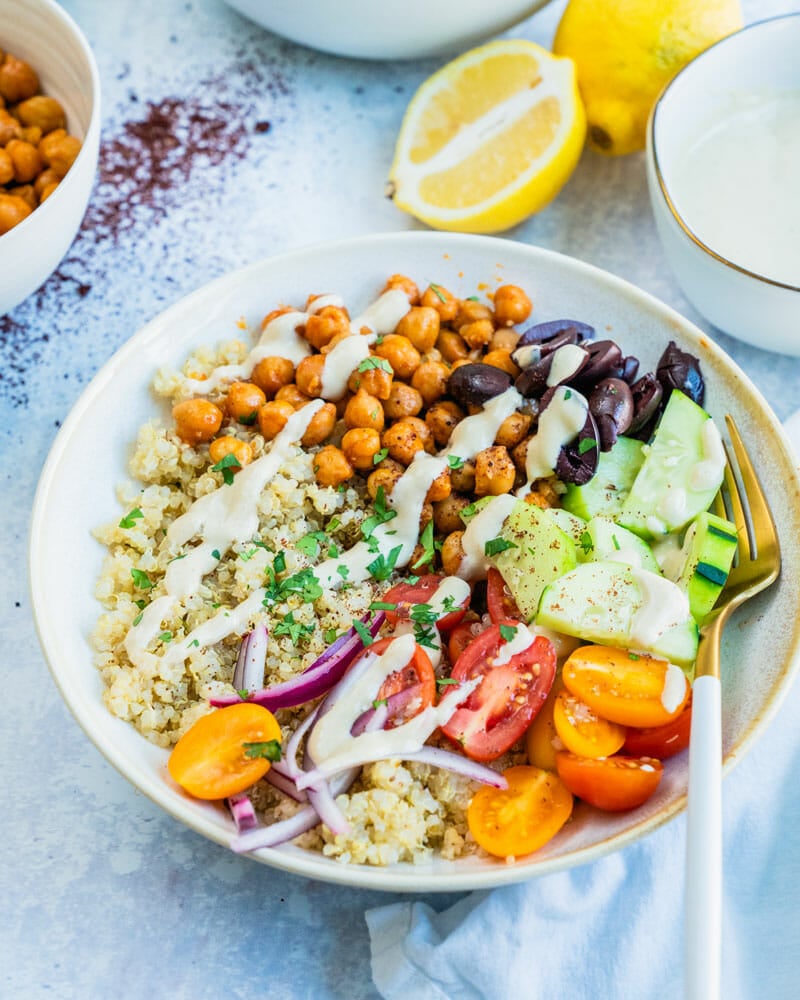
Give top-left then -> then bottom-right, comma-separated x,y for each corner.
669,512 -> 738,623
536,561 -> 699,669
562,435 -> 646,520
618,391 -> 725,540
585,516 -> 661,573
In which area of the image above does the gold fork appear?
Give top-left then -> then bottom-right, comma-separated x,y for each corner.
685,414 -> 781,1000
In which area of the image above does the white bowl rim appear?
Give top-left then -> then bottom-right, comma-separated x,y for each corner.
649,11 -> 800,295
28,230 -> 800,892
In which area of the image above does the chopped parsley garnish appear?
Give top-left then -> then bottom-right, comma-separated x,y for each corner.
297,530 -> 339,560
132,612 -> 143,627
628,651 -> 641,660
237,411 -> 258,426
447,455 -> 465,470
118,508 -> 144,529
578,437 -> 597,455
243,739 -> 282,761
406,574 -> 420,585
373,447 -> 389,465
460,501 -> 479,521
352,619 -> 374,647
237,688 -> 252,700
429,282 -> 447,303
189,639 -> 200,648
412,520 -> 439,570
211,452 -> 242,485
564,389 -> 572,400
159,631 -> 173,643
372,698 -> 388,710
440,594 -> 460,614
211,549 -> 221,560
484,537 -> 518,558
579,531 -> 594,555
274,612 -> 314,644
370,601 -> 398,611
357,356 -> 393,375
436,677 -> 459,688
168,553 -> 186,563
368,544 -> 403,582
409,603 -> 437,625
336,564 -> 350,580
361,485 -> 397,540
324,628 -> 339,645
239,547 -> 258,561
328,517 -> 341,531
413,624 -> 439,650
134,599 -> 147,610
499,624 -> 518,642
130,568 -> 153,590
273,552 -> 287,574
263,558 -> 322,605
465,295 -> 480,302
611,533 -> 621,551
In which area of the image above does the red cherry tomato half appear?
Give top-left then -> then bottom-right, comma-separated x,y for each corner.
382,574 -> 469,633
555,752 -> 664,812
366,637 -> 436,728
486,567 -> 524,624
441,622 -> 557,762
623,694 -> 692,760
447,617 -> 483,665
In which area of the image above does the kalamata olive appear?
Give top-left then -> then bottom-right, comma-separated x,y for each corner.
511,328 -> 581,370
620,356 -> 640,384
515,356 -> 553,398
657,341 -> 705,405
573,340 -> 623,387
588,378 -> 634,451
627,373 -> 664,436
555,411 -> 599,485
448,363 -> 512,408
516,318 -> 595,347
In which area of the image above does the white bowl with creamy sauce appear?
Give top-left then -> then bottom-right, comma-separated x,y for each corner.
646,13 -> 800,356
29,232 -> 800,891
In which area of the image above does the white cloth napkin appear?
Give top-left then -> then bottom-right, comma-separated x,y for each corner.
367,414 -> 800,1000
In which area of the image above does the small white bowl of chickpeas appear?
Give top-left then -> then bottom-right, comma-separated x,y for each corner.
0,0 -> 100,315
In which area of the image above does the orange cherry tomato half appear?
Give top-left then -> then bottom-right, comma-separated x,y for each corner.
382,574 -> 469,633
525,675 -> 564,772
468,765 -> 573,858
441,623 -> 557,762
553,688 -> 627,759
447,617 -> 483,665
562,645 -> 690,729
624,693 -> 693,759
370,637 -> 436,728
486,567 -> 524,624
555,752 -> 664,812
168,703 -> 282,800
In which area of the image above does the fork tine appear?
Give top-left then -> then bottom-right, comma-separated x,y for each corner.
711,488 -> 728,523
724,415 -> 780,562
722,445 -> 749,558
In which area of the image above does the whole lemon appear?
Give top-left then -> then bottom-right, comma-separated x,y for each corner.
553,0 -> 742,155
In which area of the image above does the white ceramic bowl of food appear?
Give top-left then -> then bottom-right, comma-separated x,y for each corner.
646,14 -> 800,356
222,0 -> 552,60
0,0 -> 100,315
30,231 -> 800,892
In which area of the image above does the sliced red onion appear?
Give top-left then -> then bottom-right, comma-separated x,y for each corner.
231,624 -> 268,693
284,705 -> 320,780
210,612 -> 386,711
403,747 -> 508,788
263,768 -> 308,803
226,793 -> 258,833
350,685 -> 422,735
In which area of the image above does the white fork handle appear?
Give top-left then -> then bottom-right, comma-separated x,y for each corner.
685,674 -> 722,1000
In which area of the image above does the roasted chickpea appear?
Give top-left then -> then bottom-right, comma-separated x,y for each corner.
441,530 -> 466,577
251,355 -> 294,398
225,381 -> 266,424
341,427 -> 382,470
511,436 -> 532,474
313,445 -> 353,488
208,435 -> 253,471
13,184 -> 36,210
459,319 -> 495,350
425,400 -> 464,447
33,166 -> 59,198
295,353 -> 326,398
435,329 -> 469,364
0,55 -> 39,103
419,500 -> 434,531
456,299 -> 494,328
383,381 -> 423,420
0,110 -> 22,145
259,305 -> 294,331
495,411 -> 533,449
411,360 -> 450,407
474,446 -> 516,496
494,284 -> 533,327
348,361 -> 393,400
15,95 -> 65,134
381,416 -> 431,466
449,458 -> 476,494
304,305 -> 350,350
483,349 -> 520,378
396,306 -> 440,353
433,494 -> 472,535
344,388 -> 385,431
425,468 -> 452,503
0,193 -> 32,234
21,125 -> 42,146
383,273 -> 420,305
39,180 -> 58,202
38,129 -> 81,178
0,148 -> 13,185
335,391 -> 352,419
172,398 -> 224,445
490,327 -> 521,353
421,284 -> 459,322
367,459 -> 405,500
275,384 -> 312,409
374,334 -> 421,380
257,400 -> 294,440
301,402 -> 337,447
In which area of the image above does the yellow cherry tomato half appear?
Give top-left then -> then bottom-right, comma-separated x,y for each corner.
553,688 -> 627,759
168,703 -> 282,800
467,765 -> 573,858
525,675 -> 564,771
562,645 -> 689,729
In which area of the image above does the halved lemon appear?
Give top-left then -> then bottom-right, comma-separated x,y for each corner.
388,40 -> 586,234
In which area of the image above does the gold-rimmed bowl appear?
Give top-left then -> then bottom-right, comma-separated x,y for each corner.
646,13 -> 800,357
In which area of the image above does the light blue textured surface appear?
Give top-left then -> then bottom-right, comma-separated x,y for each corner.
2,1 -> 797,997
